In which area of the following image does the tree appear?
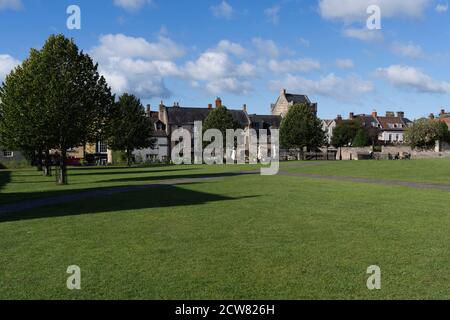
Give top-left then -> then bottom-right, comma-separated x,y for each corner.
280,103 -> 326,159
202,105 -> 240,147
405,118 -> 450,150
331,120 -> 361,160
0,34 -> 114,184
0,49 -> 56,176
107,94 -> 155,166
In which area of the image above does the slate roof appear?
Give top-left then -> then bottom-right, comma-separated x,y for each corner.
248,114 -> 282,129
285,94 -> 310,104
165,106 -> 249,127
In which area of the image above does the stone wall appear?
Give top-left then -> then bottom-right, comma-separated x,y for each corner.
337,147 -> 373,160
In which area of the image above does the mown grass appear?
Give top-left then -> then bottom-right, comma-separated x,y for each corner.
283,159 -> 450,184
0,161 -> 449,299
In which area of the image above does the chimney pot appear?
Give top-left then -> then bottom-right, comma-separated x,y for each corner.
349,112 -> 354,120
280,88 -> 286,96
208,104 -> 213,109
441,109 -> 446,116
337,115 -> 342,121
215,97 -> 222,108
243,104 -> 247,112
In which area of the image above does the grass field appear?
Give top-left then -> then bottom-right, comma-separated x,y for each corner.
1,160 -> 450,299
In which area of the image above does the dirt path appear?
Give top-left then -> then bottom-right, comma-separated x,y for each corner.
279,171 -> 450,191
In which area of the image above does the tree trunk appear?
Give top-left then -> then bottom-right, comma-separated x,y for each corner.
36,151 -> 43,171
43,150 -> 52,177
57,149 -> 68,185
127,149 -> 132,167
339,147 -> 343,161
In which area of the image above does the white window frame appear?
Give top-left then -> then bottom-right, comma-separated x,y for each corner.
3,150 -> 14,158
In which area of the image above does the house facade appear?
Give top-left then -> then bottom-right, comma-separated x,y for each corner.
271,89 -> 318,117
324,111 -> 412,145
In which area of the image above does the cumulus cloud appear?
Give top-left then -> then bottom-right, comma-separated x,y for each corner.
343,28 -> 383,42
390,42 -> 424,59
216,40 -> 246,56
113,0 -> 152,11
252,38 -> 280,58
267,58 -> 321,73
264,5 -> 281,25
269,73 -> 374,102
319,0 -> 431,22
376,65 -> 450,93
0,0 -> 22,10
0,54 -> 20,82
336,58 -> 355,69
211,1 -> 233,19
436,2 -> 449,12
91,34 -> 185,98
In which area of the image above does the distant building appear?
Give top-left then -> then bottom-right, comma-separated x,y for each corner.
271,89 -> 318,117
325,111 -> 412,145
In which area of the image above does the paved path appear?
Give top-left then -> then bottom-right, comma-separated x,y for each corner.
279,171 -> 450,191
0,172 -> 258,214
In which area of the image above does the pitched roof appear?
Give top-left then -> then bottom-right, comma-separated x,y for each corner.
285,93 -> 310,105
376,116 -> 408,131
165,106 -> 249,127
248,114 -> 282,128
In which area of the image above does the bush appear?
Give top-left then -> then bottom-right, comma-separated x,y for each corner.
0,160 -> 31,169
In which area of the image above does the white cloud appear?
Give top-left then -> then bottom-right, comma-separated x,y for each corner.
211,1 -> 233,20
343,28 -> 383,42
336,58 -> 355,69
376,65 -> 450,93
216,40 -> 246,56
436,2 -> 449,12
319,0 -> 431,22
0,0 -> 22,10
264,5 -> 281,25
267,58 -> 321,73
270,73 -> 374,102
390,42 -> 424,59
298,37 -> 310,47
252,38 -> 280,58
91,34 -> 185,98
183,49 -> 256,95
113,0 -> 152,11
91,33 -> 185,61
0,54 -> 20,82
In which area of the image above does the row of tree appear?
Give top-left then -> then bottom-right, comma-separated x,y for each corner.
0,35 -> 154,184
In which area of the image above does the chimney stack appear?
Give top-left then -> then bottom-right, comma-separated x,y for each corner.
349,112 -> 354,120
243,104 -> 247,112
372,110 -> 378,118
146,104 -> 151,116
397,111 -> 405,118
337,115 -> 342,121
208,104 -> 213,109
440,109 -> 446,116
215,97 -> 222,108
280,88 -> 286,96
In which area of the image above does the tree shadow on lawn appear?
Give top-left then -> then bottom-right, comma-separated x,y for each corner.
67,167 -> 196,176
98,171 -> 260,184
0,183 -> 259,223
0,170 -> 11,192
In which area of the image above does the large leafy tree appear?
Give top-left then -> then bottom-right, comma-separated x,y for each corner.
331,120 -> 362,160
0,34 -> 114,184
280,103 -> 326,157
405,118 -> 450,150
107,93 -> 155,166
0,49 -> 56,175
202,105 -> 240,147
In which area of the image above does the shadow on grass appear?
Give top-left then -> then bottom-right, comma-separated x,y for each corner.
0,183 -> 259,223
0,170 -> 11,192
99,171 -> 259,184
67,167 -> 196,176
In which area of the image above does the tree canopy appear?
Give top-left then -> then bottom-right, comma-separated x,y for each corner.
405,118 -> 450,150
107,93 -> 155,166
0,34 -> 114,184
280,103 -> 325,152
202,106 -> 240,145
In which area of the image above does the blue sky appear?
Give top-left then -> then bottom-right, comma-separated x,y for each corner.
1,0 -> 450,119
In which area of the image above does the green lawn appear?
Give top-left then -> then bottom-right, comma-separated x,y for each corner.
0,160 -> 450,299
